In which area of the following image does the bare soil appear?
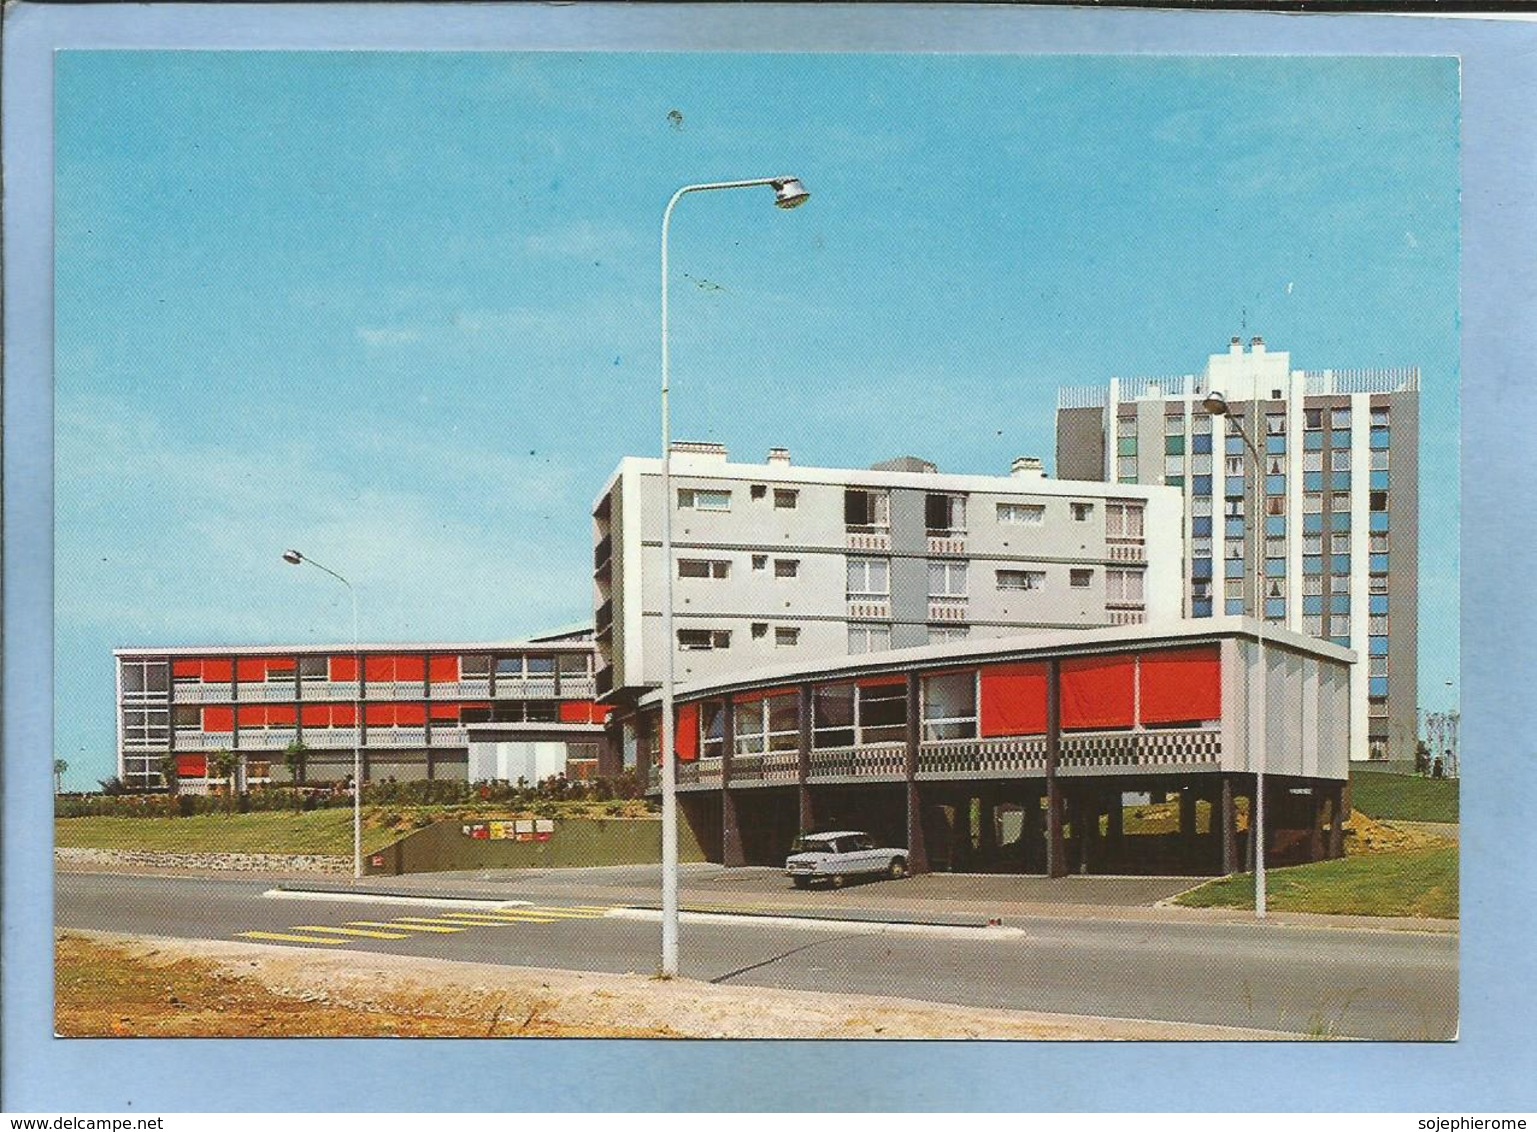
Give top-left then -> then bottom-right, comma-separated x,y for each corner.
57,930 -> 1283,1040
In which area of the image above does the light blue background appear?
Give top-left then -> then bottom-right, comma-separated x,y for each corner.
5,2 -> 1532,1113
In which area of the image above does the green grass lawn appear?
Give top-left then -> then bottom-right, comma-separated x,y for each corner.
55,810 -> 398,856
1174,845 -> 1458,918
1350,768 -> 1459,823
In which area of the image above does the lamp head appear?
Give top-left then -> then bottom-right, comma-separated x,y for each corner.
1202,391 -> 1231,417
771,178 -> 810,209
282,549 -> 304,566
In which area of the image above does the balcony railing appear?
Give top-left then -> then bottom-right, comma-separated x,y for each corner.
493,677 -> 557,699
846,527 -> 891,552
917,735 -> 1049,778
1058,729 -> 1221,770
294,728 -> 360,750
846,598 -> 891,620
1107,607 -> 1146,626
298,681 -> 361,701
807,742 -> 906,781
428,680 -> 490,699
235,683 -> 298,703
1107,539 -> 1146,563
594,533 -> 613,572
595,666 -> 614,697
429,727 -> 469,747
928,597 -> 968,622
595,599 -> 613,634
367,728 -> 428,748
926,531 -> 967,556
171,683 -> 232,704
236,729 -> 300,750
559,676 -> 597,699
174,731 -> 234,751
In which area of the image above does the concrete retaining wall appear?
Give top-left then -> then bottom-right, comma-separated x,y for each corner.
363,816 -> 705,876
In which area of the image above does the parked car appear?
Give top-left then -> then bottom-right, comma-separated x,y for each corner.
784,830 -> 909,889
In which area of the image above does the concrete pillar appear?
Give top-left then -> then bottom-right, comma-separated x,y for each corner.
978,790 -> 998,869
1045,659 -> 1067,878
1179,786 -> 1198,870
1078,789 -> 1100,874
1219,775 -> 1240,875
722,789 -> 745,867
1022,789 -> 1043,874
1329,782 -> 1347,859
904,673 -> 929,874
1309,787 -> 1327,863
796,684 -> 814,833
1104,786 -> 1123,872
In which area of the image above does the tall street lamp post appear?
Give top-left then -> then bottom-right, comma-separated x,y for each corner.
1202,391 -> 1267,919
658,176 -> 810,977
283,549 -> 363,880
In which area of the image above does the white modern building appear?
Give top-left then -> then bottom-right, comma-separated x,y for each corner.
592,444 -> 1185,710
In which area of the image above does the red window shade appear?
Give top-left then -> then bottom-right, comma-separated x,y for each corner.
734,688 -> 795,705
301,704 -> 330,727
396,656 -> 426,683
331,704 -> 357,727
203,659 -> 233,683
430,703 -> 460,721
236,658 -> 267,683
857,675 -> 907,690
396,703 -> 427,726
1060,655 -> 1137,731
365,656 -> 395,682
204,706 -> 234,733
365,703 -> 396,727
176,754 -> 207,778
429,656 -> 459,683
330,656 -> 358,682
980,662 -> 1049,737
266,658 -> 296,674
237,705 -> 266,728
267,704 -> 297,726
172,659 -> 201,678
596,705 -> 613,723
559,701 -> 599,723
675,704 -> 700,761
1139,647 -> 1222,726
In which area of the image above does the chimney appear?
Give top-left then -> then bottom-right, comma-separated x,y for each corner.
1230,336 -> 1243,355
766,447 -> 792,467
1250,336 -> 1265,353
1011,456 -> 1045,479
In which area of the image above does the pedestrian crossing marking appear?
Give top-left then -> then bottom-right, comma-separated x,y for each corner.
236,931 -> 351,945
435,912 -> 558,925
348,920 -> 467,934
490,907 -> 609,919
290,925 -> 413,940
387,917 -> 478,930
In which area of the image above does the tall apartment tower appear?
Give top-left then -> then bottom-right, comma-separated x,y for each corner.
1056,337 -> 1419,762
592,444 -> 1185,710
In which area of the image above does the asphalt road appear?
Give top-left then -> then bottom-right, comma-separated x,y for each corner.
56,868 -> 1457,1039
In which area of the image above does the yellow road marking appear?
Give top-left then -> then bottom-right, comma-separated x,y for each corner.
387,917 -> 476,931
290,925 -> 412,940
435,912 -> 557,925
236,931 -> 351,945
348,920 -> 467,934
482,909 -> 604,920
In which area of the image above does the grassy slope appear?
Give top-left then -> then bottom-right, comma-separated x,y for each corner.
1174,845 -> 1458,918
54,810 -> 396,856
1349,768 -> 1459,823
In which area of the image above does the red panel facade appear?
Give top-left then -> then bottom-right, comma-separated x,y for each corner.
267,704 -> 297,726
396,703 -> 427,726
203,659 -> 233,683
236,658 -> 267,683
204,706 -> 234,733
331,704 -> 357,727
364,656 -> 395,682
979,662 -> 1049,737
430,703 -> 460,721
676,704 -> 699,761
365,703 -> 396,726
330,656 -> 358,682
395,656 -> 426,683
172,659 -> 201,678
301,704 -> 330,727
237,705 -> 266,728
1139,647 -> 1222,726
176,754 -> 207,778
429,656 -> 459,683
1060,655 -> 1137,731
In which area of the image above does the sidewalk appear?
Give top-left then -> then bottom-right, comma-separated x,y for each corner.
272,861 -> 1459,935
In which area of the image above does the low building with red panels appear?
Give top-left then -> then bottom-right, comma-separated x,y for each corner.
621,617 -> 1352,877
114,629 -> 611,793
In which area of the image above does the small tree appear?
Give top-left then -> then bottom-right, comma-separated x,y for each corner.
54,759 -> 68,796
209,748 -> 238,813
156,754 -> 180,796
283,739 -> 309,787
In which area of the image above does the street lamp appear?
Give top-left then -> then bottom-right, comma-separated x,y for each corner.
658,176 -> 810,977
283,549 -> 363,880
1202,390 -> 1268,920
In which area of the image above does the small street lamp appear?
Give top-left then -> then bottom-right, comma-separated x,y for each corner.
283,549 -> 363,880
657,176 -> 810,977
1202,390 -> 1268,920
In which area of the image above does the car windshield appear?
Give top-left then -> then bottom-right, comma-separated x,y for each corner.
791,837 -> 837,854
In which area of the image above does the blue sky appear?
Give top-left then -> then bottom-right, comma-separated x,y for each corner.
53,51 -> 1459,790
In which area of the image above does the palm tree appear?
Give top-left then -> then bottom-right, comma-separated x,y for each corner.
157,754 -> 180,795
283,739 -> 308,786
209,749 -> 238,813
54,759 -> 68,796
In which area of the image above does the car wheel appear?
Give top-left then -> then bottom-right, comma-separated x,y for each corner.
792,876 -> 811,889
888,857 -> 907,880
829,874 -> 846,889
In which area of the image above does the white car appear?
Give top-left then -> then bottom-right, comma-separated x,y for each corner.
784,831 -> 909,889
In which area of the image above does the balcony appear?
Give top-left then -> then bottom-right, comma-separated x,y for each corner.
368,728 -> 428,748
595,598 -> 613,634
173,731 -> 234,751
297,681 -> 361,701
1107,607 -> 1146,626
365,681 -> 428,700
235,683 -> 298,703
559,676 -> 597,699
926,531 -> 967,556
493,677 -> 557,700
429,727 -> 469,747
807,742 -> 906,782
1107,539 -> 1146,564
294,728 -> 360,750
236,729 -> 300,751
595,666 -> 614,697
928,597 -> 968,622
172,683 -> 233,704
918,735 -> 1048,778
594,534 -> 612,574
427,680 -> 490,699
846,598 -> 891,621
1058,729 -> 1221,771
846,526 -> 891,552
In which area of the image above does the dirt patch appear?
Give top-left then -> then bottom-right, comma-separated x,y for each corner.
1344,810 -> 1454,856
57,930 -> 1285,1040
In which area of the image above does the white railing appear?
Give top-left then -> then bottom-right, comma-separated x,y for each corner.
846,528 -> 891,552
428,680 -> 491,699
847,598 -> 891,620
1107,540 -> 1146,563
173,732 -> 233,751
172,684 -> 233,704
368,728 -> 428,748
493,677 -> 558,699
927,534 -> 967,556
1108,608 -> 1147,626
235,683 -> 297,703
1057,385 -> 1107,410
928,598 -> 968,622
236,730 -> 300,751
1301,368 -> 1418,396
365,682 -> 427,700
429,727 -> 469,746
808,742 -> 905,780
918,735 -> 1049,777
295,728 -> 361,750
298,682 -> 361,701
559,676 -> 597,698
1059,728 -> 1221,769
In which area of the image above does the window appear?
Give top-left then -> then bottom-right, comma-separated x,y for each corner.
751,623 -> 767,639
1106,567 -> 1144,605
1165,434 -> 1185,456
1225,455 -> 1245,476
1330,573 -> 1351,594
848,624 -> 892,654
525,655 -> 555,676
1117,457 -> 1139,481
1370,491 -> 1389,512
1371,406 -> 1390,427
1069,568 -> 1093,588
847,556 -> 890,596
750,483 -> 767,500
1331,407 -> 1351,429
929,625 -> 970,644
1192,474 -> 1213,496
678,488 -> 731,511
1226,476 -> 1247,498
773,488 -> 799,510
1117,437 -> 1138,457
460,655 -> 492,680
495,656 -> 524,677
173,705 -> 200,731
298,655 -> 328,679
844,487 -> 890,530
1105,501 -> 1145,539
859,683 -> 908,744
700,701 -> 726,760
1193,432 -> 1213,454
1070,501 -> 1094,522
1305,408 -> 1323,430
1371,429 -> 1392,451
1369,533 -> 1389,554
774,558 -> 800,579
925,493 -> 967,534
1331,449 -> 1351,472
997,568 -> 1045,591
1303,535 -> 1323,556
928,560 -> 968,598
678,558 -> 730,579
1191,452 -> 1213,474
922,671 -> 977,740
1192,413 -> 1212,434
752,554 -> 768,572
1165,412 -> 1185,434
1369,656 -> 1388,677
1371,448 -> 1390,471
1333,616 -> 1351,637
775,627 -> 800,648
678,629 -> 730,651
812,684 -> 855,748
996,502 -> 1045,525
1332,431 -> 1352,452
1117,414 -> 1137,436
1266,474 -> 1286,496
734,694 -> 799,755
1266,413 -> 1286,436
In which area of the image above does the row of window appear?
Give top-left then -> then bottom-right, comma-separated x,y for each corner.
681,623 -> 976,654
127,653 -> 593,691
679,556 -> 1142,601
